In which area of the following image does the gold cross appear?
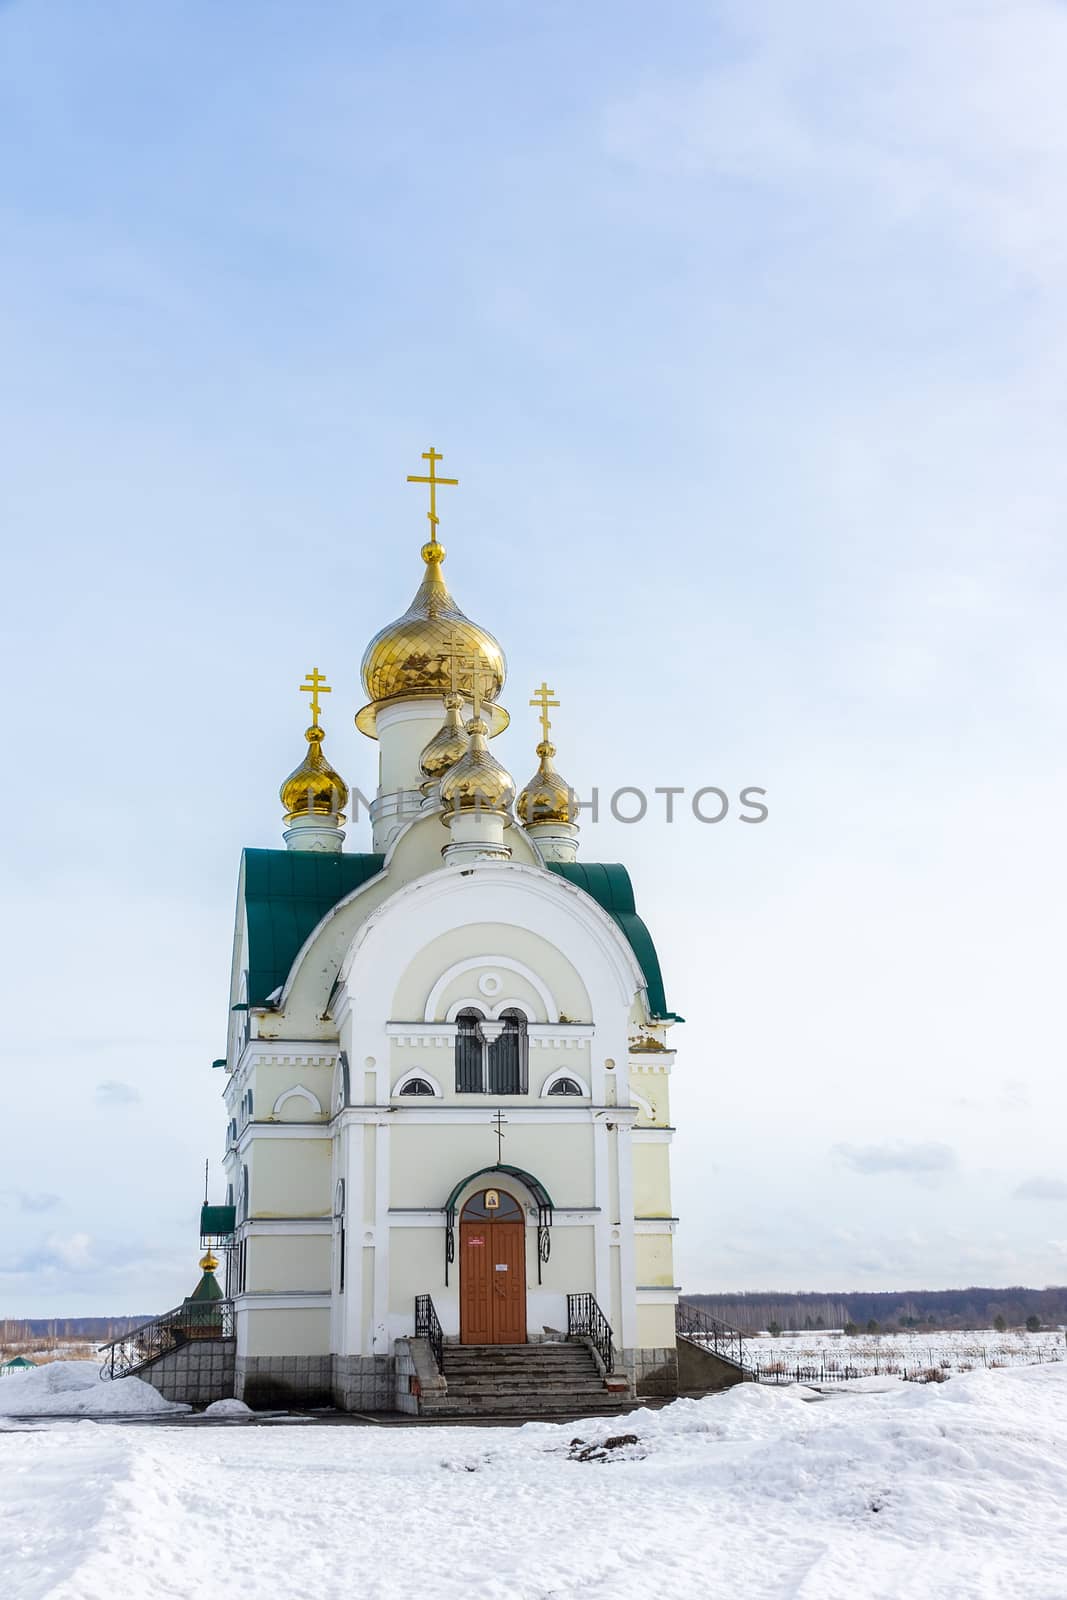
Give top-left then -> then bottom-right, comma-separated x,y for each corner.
460,656 -> 489,723
439,629 -> 464,697
529,681 -> 559,743
406,446 -> 458,545
300,667 -> 331,725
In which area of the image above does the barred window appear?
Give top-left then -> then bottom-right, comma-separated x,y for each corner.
488,1009 -> 528,1095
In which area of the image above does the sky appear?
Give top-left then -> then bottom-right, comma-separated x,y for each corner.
2,0 -> 1067,1316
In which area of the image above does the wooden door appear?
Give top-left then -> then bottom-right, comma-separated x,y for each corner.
459,1190 -> 527,1345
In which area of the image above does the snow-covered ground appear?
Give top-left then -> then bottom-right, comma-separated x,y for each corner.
3,1364 -> 1067,1599
746,1327 -> 1066,1381
0,1360 -> 188,1419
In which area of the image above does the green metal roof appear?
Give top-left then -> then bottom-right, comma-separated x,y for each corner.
546,861 -> 681,1022
200,1203 -> 236,1240
243,848 -> 384,1006
239,848 -> 677,1022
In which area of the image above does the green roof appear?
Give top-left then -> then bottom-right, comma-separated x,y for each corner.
243,848 -> 384,1006
240,848 -> 677,1021
546,861 -> 681,1021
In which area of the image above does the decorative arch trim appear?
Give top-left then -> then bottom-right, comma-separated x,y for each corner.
424,957 -> 557,1024
391,1068 -> 444,1099
271,1084 -> 323,1118
540,1068 -> 591,1098
444,996 -> 537,1023
630,1089 -> 656,1122
443,1163 -> 555,1287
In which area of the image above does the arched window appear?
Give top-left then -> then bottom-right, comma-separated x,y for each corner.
547,1076 -> 582,1096
399,1077 -> 436,1096
239,1165 -> 250,1223
456,1008 -> 485,1093
488,1009 -> 528,1095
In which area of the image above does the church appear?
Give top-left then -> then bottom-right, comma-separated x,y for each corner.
209,450 -> 684,1414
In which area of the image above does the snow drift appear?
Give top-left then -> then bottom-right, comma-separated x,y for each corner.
0,1359 -> 189,1417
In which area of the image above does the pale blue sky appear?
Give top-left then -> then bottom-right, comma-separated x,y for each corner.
3,0 -> 1067,1315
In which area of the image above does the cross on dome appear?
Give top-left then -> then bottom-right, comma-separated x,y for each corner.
300,667 -> 331,726
406,446 -> 458,550
529,681 -> 559,743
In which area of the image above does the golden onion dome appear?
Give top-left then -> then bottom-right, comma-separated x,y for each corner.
280,725 -> 349,823
517,740 -> 577,826
440,714 -> 515,816
419,691 -> 469,793
356,541 -> 508,737
199,1250 -> 219,1274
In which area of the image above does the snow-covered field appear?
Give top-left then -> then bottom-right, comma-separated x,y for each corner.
746,1327 -> 1065,1382
3,1364 -> 1067,1599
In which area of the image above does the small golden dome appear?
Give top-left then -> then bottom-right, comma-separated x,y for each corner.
199,1250 -> 219,1273
280,726 -> 349,823
356,542 -> 508,737
440,715 -> 515,816
517,740 -> 577,826
419,691 -> 469,792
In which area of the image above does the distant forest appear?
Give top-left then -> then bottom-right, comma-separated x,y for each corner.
1,1317 -> 151,1342
684,1287 -> 1067,1333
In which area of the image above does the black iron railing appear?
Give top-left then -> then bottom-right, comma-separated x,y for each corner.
675,1300 -> 752,1374
414,1294 -> 444,1373
567,1292 -> 615,1374
98,1300 -> 235,1381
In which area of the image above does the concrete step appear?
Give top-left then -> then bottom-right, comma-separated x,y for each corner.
445,1373 -> 605,1390
444,1361 -> 597,1378
422,1393 -> 630,1413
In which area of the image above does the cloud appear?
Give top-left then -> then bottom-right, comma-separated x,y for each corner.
5,1190 -> 62,1214
1,1232 -> 96,1277
1013,1178 -> 1067,1202
832,1141 -> 957,1178
95,1079 -> 141,1106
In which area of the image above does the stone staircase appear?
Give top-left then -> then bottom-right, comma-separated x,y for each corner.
420,1340 -> 633,1419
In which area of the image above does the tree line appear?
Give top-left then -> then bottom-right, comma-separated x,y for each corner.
684,1286 -> 1067,1333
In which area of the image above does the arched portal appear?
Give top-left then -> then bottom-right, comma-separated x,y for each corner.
459,1189 -> 527,1345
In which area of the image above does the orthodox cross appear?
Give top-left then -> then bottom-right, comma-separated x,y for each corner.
461,656 -> 489,723
440,629 -> 464,697
407,446 -> 458,546
491,1108 -> 507,1164
529,681 -> 559,743
300,667 -> 331,726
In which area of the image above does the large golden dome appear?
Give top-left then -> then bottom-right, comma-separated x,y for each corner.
356,541 -> 507,737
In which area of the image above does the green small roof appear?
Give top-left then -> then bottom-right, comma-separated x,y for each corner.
1,1355 -> 36,1370
187,1270 -> 224,1305
243,848 -> 384,1007
546,861 -> 681,1021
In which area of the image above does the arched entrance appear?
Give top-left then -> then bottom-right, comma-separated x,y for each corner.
459,1189 -> 527,1344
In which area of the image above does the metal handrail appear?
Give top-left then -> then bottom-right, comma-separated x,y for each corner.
567,1291 -> 615,1373
98,1300 -> 234,1380
675,1299 -> 752,1374
414,1294 -> 444,1373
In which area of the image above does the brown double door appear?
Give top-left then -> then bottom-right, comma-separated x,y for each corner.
459,1189 -> 527,1345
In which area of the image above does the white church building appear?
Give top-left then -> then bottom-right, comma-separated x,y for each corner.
209,450 -> 684,1414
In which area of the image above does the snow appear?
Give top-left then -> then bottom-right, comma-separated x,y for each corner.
202,1397 -> 253,1418
0,1360 -> 189,1418
746,1326 -> 1066,1380
2,1365 -> 1067,1598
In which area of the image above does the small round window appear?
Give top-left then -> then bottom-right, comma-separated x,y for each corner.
547,1077 -> 582,1096
399,1078 -> 435,1096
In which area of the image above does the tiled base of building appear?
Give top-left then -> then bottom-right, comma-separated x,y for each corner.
622,1345 -> 679,1398
234,1354 -> 334,1410
331,1353 -> 396,1412
138,1339 -> 236,1406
